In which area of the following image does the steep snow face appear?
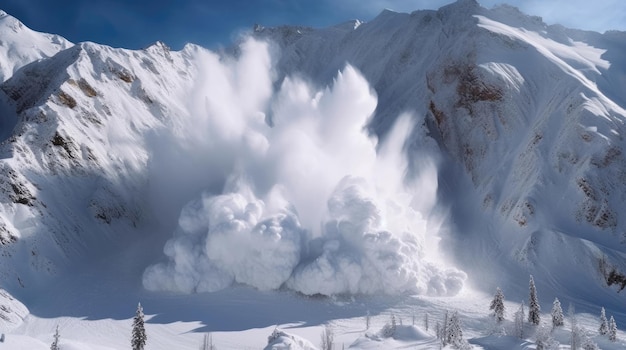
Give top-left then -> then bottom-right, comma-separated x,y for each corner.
0,39 -> 203,288
0,10 -> 72,83
255,1 -> 626,297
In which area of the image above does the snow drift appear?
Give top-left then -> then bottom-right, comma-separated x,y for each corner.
143,40 -> 465,296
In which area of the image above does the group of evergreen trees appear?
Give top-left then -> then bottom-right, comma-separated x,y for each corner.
42,288 -> 622,349
599,307 -> 619,342
489,275 -> 619,347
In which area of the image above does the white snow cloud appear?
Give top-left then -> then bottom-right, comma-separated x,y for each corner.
142,37 -> 466,296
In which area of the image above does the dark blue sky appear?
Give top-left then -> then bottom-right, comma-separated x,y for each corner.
3,0 -> 626,50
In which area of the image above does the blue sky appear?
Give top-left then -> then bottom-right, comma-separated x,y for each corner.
3,0 -> 626,50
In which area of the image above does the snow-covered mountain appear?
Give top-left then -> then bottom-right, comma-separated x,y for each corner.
256,0 -> 626,299
0,10 -> 71,83
1,0 -> 626,348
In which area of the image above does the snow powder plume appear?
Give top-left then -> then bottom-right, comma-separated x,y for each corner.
143,38 -> 466,296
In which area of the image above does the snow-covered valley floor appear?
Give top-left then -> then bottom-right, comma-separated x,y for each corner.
4,262 -> 626,350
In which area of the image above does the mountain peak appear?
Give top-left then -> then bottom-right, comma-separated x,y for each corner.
440,0 -> 480,11
0,10 -> 72,83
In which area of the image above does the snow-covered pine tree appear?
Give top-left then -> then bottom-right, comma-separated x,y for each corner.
132,302 -> 147,350
609,316 -> 617,342
551,298 -> 564,327
446,311 -> 464,348
424,312 -> 429,331
513,302 -> 525,339
528,275 -> 540,325
599,307 -> 608,335
50,325 -> 60,350
489,287 -> 505,322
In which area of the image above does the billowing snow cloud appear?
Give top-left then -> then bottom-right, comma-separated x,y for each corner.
143,183 -> 303,293
142,38 -> 466,296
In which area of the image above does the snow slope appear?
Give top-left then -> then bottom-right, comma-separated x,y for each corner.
0,0 -> 626,348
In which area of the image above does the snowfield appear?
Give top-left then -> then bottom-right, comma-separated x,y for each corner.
1,0 -> 626,348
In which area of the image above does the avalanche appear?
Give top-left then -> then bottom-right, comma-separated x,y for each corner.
142,51 -> 465,296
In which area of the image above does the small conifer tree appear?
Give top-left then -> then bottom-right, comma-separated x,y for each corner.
490,287 -> 505,322
132,302 -> 147,350
446,311 -> 464,348
551,298 -> 564,327
599,307 -> 608,335
50,325 -> 60,350
528,275 -> 541,325
608,316 -> 617,342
